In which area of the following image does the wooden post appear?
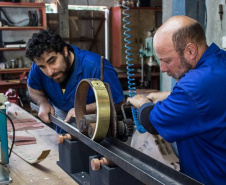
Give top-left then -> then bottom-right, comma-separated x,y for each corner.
57,0 -> 69,41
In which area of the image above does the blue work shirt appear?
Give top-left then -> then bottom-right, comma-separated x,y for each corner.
150,43 -> 226,184
28,45 -> 124,133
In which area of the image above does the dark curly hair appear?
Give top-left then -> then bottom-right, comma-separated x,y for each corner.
26,30 -> 67,61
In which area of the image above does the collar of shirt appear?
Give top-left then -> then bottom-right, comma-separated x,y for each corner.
68,44 -> 83,77
195,43 -> 220,69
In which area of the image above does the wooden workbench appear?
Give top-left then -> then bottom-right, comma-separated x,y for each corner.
6,103 -> 78,185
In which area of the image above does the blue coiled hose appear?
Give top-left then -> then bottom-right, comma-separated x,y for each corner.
122,4 -> 146,133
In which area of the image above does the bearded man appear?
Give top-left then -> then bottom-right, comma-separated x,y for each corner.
127,15 -> 226,184
26,30 -> 124,134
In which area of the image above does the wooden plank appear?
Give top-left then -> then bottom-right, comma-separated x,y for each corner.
58,0 -> 69,40
7,103 -> 78,185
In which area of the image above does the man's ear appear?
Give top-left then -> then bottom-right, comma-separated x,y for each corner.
185,43 -> 198,60
63,46 -> 68,57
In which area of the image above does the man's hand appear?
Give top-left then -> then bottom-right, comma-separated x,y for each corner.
146,92 -> 170,104
38,103 -> 55,123
28,86 -> 55,123
64,108 -> 75,123
127,94 -> 150,109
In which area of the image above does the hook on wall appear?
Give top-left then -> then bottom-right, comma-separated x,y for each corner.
219,4 -> 223,29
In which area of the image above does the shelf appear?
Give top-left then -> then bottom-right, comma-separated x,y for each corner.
0,2 -> 45,8
0,80 -> 27,93
0,68 -> 30,74
0,47 -> 26,51
0,2 -> 45,77
118,72 -> 159,79
0,26 -> 46,30
111,7 -> 161,67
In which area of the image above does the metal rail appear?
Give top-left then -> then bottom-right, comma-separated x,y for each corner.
30,102 -> 203,185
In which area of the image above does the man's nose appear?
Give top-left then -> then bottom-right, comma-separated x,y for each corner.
46,66 -> 54,76
160,62 -> 168,73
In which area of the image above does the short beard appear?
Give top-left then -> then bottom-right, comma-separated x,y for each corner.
171,54 -> 193,81
51,55 -> 71,83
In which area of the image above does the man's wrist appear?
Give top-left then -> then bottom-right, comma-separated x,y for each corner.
139,98 -> 151,108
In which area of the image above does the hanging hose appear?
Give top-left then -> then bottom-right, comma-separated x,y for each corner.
122,3 -> 146,133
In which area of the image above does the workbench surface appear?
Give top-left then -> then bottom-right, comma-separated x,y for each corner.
7,103 -> 78,185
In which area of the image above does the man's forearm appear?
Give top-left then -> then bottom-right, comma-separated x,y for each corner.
27,85 -> 54,123
27,85 -> 50,106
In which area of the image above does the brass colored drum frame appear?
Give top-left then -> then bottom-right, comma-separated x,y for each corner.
74,79 -> 110,142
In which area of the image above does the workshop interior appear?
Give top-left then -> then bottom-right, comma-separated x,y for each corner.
0,0 -> 224,184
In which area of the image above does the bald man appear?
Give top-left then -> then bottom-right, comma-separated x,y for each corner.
128,16 -> 226,184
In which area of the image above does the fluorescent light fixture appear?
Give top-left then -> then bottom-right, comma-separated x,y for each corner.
68,5 -> 107,11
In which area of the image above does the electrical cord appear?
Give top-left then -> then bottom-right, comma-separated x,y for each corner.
0,110 -> 15,158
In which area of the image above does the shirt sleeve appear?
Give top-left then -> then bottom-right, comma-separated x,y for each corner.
27,63 -> 44,90
150,84 -> 203,143
138,102 -> 158,134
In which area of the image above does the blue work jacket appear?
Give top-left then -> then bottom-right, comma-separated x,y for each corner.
150,43 -> 226,184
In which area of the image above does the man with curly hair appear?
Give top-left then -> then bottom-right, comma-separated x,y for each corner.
26,30 -> 124,134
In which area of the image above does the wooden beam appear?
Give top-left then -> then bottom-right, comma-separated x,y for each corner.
57,0 -> 69,40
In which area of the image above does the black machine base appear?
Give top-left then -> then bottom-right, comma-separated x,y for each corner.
57,139 -> 144,185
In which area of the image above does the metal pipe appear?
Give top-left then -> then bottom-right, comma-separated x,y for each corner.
140,56 -> 144,87
100,56 -> 104,81
105,9 -> 109,60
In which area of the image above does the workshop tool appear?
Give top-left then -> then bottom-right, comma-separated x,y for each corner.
74,78 -> 134,142
74,79 -> 110,142
5,88 -> 24,107
117,102 -> 135,141
30,102 -> 203,185
0,93 -> 12,184
139,29 -> 159,89
5,88 -> 18,105
74,56 -> 134,142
